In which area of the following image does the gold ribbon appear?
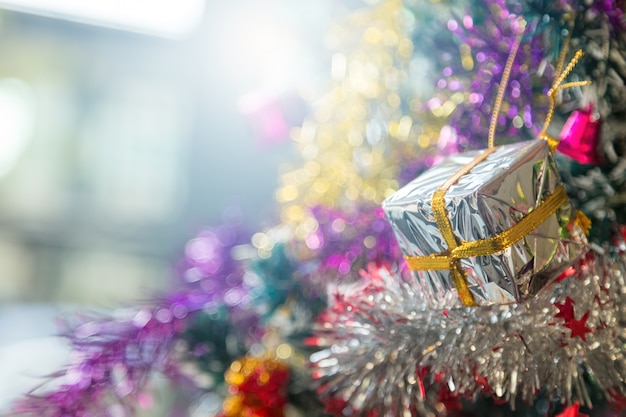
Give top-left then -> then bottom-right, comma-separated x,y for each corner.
404,149 -> 569,306
403,26 -> 529,307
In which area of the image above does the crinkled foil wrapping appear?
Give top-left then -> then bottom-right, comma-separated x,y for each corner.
383,140 -> 587,307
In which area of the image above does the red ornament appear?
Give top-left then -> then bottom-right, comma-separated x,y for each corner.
556,402 -> 589,417
556,266 -> 577,282
557,107 -> 602,165
218,355 -> 290,417
436,385 -> 463,412
554,297 -> 576,322
563,311 -> 593,342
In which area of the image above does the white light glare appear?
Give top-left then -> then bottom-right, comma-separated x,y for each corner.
216,5 -> 303,92
0,0 -> 205,38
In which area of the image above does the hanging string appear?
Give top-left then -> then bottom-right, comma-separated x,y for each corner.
540,36 -> 591,142
488,21 -> 526,149
554,31 -> 572,84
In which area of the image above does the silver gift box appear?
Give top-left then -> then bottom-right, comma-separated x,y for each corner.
383,140 -> 587,308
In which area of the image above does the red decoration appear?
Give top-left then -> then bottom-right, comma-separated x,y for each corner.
323,398 -> 379,417
554,297 -> 576,322
607,388 -> 626,412
437,385 -> 463,412
217,355 -> 290,417
557,106 -> 602,165
556,402 -> 588,417
556,266 -> 577,282
563,311 -> 593,342
614,225 -> 626,253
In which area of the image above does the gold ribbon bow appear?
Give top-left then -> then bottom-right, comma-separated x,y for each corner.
405,25 -> 586,307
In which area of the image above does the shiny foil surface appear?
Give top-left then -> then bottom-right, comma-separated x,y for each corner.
383,140 -> 587,307
311,248 -> 626,415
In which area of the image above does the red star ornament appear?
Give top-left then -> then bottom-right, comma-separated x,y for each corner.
563,311 -> 593,342
554,297 -> 575,322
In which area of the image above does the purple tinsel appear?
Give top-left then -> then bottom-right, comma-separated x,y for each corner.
435,0 -> 556,148
297,205 -> 407,295
12,306 -> 185,417
12,222 -> 255,417
175,223 -> 253,311
590,0 -> 626,33
438,0 -> 626,150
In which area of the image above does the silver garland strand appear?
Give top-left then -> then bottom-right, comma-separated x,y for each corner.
311,242 -> 626,416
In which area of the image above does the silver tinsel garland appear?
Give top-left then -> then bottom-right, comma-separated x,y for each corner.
310,241 -> 626,416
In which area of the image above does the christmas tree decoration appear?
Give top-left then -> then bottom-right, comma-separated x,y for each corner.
293,204 -> 406,295
311,244 -> 626,415
556,403 -> 588,417
276,0 -> 452,228
557,107 -> 602,165
9,1 -> 626,416
311,5 -> 626,415
384,25 -> 588,308
383,139 -> 587,307
11,221 -> 262,417
216,355 -> 290,417
437,0 -> 626,234
433,0 -> 557,148
11,306 -> 186,417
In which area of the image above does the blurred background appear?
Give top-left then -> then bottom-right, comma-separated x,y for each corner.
0,0 -> 334,410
